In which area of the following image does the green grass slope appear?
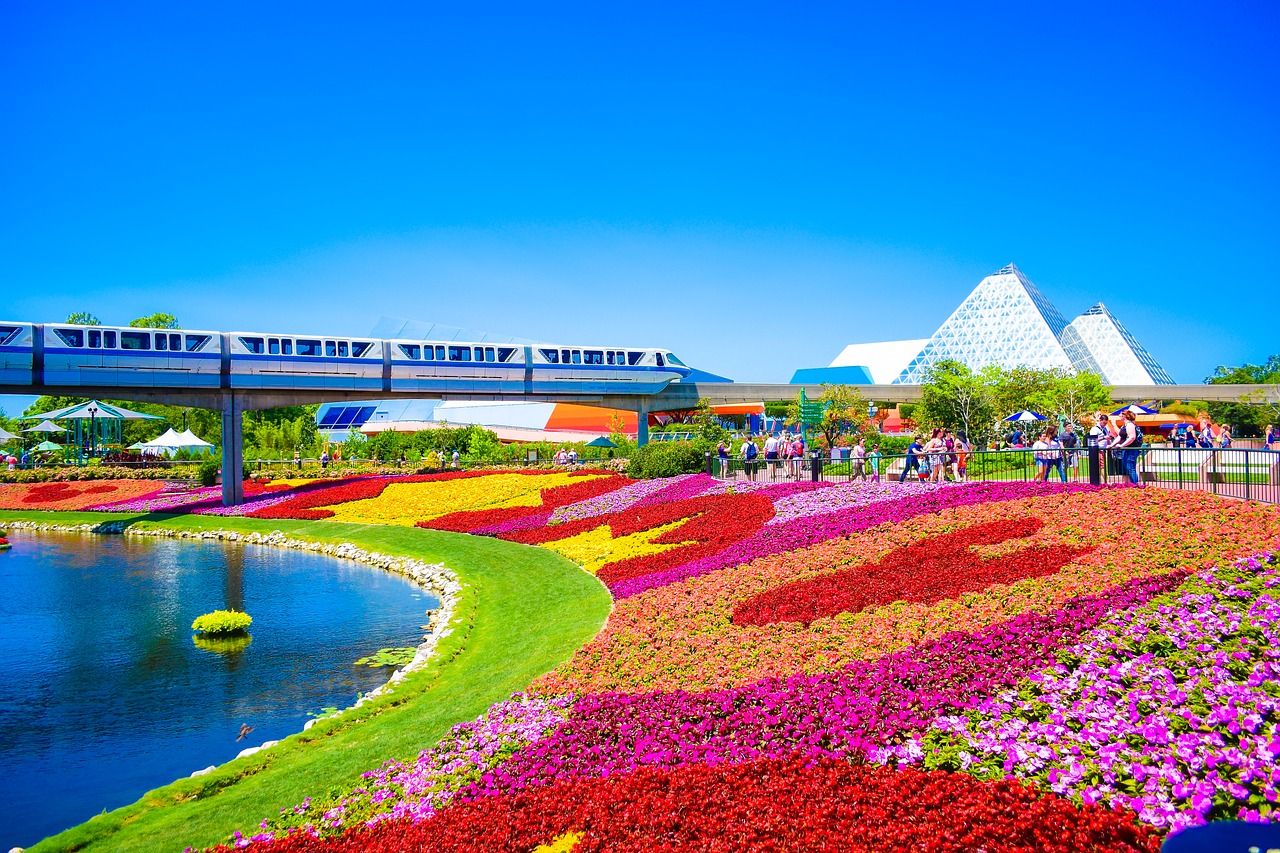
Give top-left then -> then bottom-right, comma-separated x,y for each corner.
0,510 -> 611,853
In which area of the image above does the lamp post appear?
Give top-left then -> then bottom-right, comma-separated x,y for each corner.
86,402 -> 99,460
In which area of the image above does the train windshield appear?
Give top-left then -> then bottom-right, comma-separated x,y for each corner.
185,335 -> 211,352
665,353 -> 686,366
0,326 -> 19,346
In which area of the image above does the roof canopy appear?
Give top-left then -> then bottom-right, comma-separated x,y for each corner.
23,400 -> 163,421
24,420 -> 67,433
0,427 -> 18,442
140,428 -> 214,449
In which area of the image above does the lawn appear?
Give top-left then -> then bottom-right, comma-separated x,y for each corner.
0,510 -> 611,853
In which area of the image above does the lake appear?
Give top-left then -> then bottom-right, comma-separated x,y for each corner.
0,529 -> 437,848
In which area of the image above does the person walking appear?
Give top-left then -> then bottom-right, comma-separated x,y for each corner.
900,435 -> 924,482
851,437 -> 867,481
740,435 -> 759,481
942,428 -> 960,482
1114,410 -> 1143,485
1266,424 -> 1280,450
869,443 -> 882,483
763,433 -> 780,479
1032,430 -> 1052,482
1046,425 -> 1067,483
923,428 -> 946,483
1061,424 -> 1078,478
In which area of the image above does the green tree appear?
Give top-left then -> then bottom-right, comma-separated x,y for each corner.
787,385 -> 869,448
690,398 -> 730,444
917,360 -> 994,443
129,313 -> 180,329
1205,356 -> 1280,436
65,312 -> 101,325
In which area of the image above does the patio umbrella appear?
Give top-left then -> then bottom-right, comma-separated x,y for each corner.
1003,411 -> 1046,422
0,427 -> 17,442
24,420 -> 66,433
34,440 -> 62,452
1111,403 -> 1157,416
585,436 -> 618,449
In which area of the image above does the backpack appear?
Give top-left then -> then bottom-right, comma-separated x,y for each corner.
745,442 -> 758,460
1130,424 -> 1144,447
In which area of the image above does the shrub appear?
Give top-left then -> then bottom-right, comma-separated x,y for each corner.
626,440 -> 711,479
198,457 -> 220,486
191,609 -> 252,635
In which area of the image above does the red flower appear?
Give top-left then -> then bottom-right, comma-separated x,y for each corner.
733,517 -> 1095,627
215,757 -> 1160,852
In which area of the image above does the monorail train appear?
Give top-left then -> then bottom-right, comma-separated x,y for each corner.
0,322 -> 692,395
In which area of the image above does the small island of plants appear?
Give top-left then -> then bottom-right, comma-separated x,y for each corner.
191,609 -> 253,635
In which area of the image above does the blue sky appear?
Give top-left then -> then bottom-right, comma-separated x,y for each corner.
1,1 -> 1276,414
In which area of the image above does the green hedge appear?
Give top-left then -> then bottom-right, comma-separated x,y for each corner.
626,440 -> 713,478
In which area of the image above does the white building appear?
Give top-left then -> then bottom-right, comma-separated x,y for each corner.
823,263 -> 1173,385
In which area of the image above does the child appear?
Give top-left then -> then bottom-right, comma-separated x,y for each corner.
869,443 -> 882,483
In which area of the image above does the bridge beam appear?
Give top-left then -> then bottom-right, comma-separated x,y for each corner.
221,393 -> 245,506
636,399 -> 650,447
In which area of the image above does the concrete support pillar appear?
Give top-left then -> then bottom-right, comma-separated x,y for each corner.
636,399 -> 650,447
221,393 -> 245,507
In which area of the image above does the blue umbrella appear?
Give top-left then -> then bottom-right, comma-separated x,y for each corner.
1111,403 -> 1156,415
1003,410 -> 1047,422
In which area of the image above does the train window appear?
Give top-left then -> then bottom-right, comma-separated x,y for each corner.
498,347 -> 517,362
337,341 -> 349,357
448,346 -> 471,362
584,350 -> 603,365
627,351 -> 644,365
170,334 -> 181,350
435,345 -> 445,360
399,344 -> 421,359
655,353 -> 665,367
184,334 -> 210,352
104,331 -> 116,348
325,341 -> 337,357
0,326 -> 19,346
122,331 -> 152,351
539,348 -> 559,363
617,351 -> 626,363
268,339 -> 281,355
88,330 -> 102,349
296,339 -> 321,356
282,339 -> 292,355
606,351 -> 615,365
352,342 -> 372,358
484,347 -> 495,362
237,336 -> 264,354
422,346 -> 433,361
666,352 -> 686,366
571,350 -> 582,364
561,349 -> 571,364
54,329 -> 84,347
155,334 -> 168,351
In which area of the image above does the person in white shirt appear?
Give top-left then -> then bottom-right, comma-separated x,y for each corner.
851,437 -> 867,481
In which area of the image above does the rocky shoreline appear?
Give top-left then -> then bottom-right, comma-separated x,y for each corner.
3,520 -> 462,776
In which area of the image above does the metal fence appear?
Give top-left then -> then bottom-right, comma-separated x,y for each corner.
709,446 -> 1280,505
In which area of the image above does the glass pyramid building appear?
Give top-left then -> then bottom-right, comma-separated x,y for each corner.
1062,303 -> 1173,384
892,263 -> 1171,385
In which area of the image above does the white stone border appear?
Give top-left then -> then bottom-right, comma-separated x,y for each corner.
3,520 -> 462,772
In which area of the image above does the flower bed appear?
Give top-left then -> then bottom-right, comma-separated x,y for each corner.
0,479 -> 166,511
13,468 -> 1277,847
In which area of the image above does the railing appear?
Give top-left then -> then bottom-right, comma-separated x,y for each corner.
709,446 -> 1280,505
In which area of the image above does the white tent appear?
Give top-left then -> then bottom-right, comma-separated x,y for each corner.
138,428 -> 215,455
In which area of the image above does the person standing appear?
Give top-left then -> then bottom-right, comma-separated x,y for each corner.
763,433 -> 780,479
900,435 -> 924,483
955,431 -> 970,482
1266,424 -> 1280,450
923,428 -> 946,483
942,428 -> 959,481
1114,410 -> 1143,485
1061,425 -> 1078,477
869,443 -> 882,483
717,440 -> 730,479
1219,424 -> 1233,448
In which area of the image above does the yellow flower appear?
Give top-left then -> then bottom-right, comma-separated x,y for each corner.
321,473 -> 605,526
532,831 -> 582,853
542,519 -> 694,574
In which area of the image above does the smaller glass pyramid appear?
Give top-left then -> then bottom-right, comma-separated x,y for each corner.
1064,303 -> 1173,385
